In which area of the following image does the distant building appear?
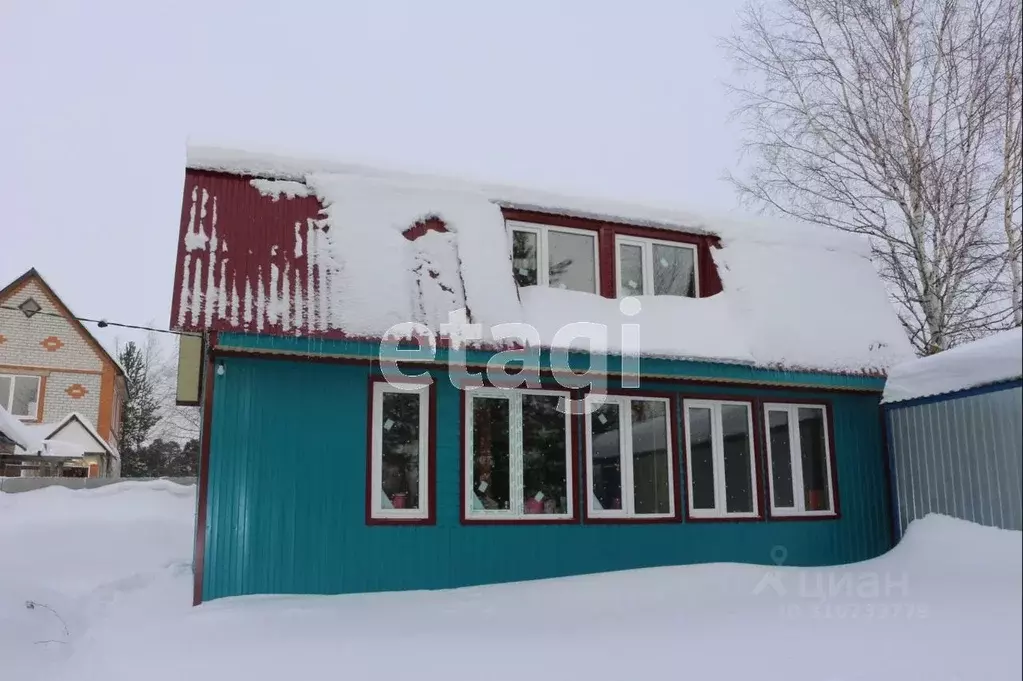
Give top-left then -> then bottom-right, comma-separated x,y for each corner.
0,269 -> 126,478
172,146 -> 914,604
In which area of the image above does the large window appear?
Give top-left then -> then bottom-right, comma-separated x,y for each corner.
1,374 -> 41,420
683,399 -> 759,519
615,236 -> 698,298
465,388 -> 574,521
585,395 -> 676,520
368,380 -> 432,523
764,403 -> 836,517
509,222 -> 599,294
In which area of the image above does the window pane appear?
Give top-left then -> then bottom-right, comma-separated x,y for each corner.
548,230 -> 596,293
380,392 -> 421,510
721,404 -> 754,514
687,407 -> 715,510
590,402 -> 623,511
0,376 -> 10,411
512,230 -> 538,287
11,377 -> 39,418
632,400 -> 671,515
618,243 -> 644,296
652,244 -> 696,297
522,394 -> 568,514
472,397 -> 511,510
798,408 -> 831,511
768,410 -> 795,509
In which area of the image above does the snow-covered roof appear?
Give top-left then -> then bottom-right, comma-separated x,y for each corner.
181,145 -> 913,374
0,405 -> 44,453
883,328 -> 1023,404
15,412 -> 120,460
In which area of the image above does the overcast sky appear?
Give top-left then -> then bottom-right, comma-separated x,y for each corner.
1,0 -> 748,355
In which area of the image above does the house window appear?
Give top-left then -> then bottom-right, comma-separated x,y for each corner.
0,374 -> 41,420
369,380 -> 432,522
465,387 -> 574,521
683,399 -> 759,519
764,403 -> 836,517
585,395 -> 676,520
615,236 -> 698,298
509,222 -> 599,294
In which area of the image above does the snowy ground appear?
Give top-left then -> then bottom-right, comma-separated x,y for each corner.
1,482 -> 1020,681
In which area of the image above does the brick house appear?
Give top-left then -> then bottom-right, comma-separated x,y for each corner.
0,268 -> 126,477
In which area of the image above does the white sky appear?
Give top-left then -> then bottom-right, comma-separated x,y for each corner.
0,0 -> 748,355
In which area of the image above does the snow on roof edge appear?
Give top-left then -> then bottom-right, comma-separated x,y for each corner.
185,144 -> 872,256
883,328 -> 1023,404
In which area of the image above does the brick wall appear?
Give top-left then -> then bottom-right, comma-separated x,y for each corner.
1,279 -> 108,428
0,280 -> 104,372
41,371 -> 102,425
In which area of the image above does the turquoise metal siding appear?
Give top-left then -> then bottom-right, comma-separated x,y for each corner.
203,356 -> 891,600
886,382 -> 1023,536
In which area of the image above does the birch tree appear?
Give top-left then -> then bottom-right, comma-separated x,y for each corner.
724,0 -> 1023,354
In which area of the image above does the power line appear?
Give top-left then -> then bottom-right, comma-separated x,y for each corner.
0,304 -> 200,337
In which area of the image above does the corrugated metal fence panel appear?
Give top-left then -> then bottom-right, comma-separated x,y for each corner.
887,384 -> 1023,536
203,357 -> 892,600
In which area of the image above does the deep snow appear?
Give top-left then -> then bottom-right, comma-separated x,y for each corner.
1,481 -> 1020,681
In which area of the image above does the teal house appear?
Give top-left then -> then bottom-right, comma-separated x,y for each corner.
171,147 -> 914,604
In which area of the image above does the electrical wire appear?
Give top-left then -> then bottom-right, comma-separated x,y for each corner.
0,304 -> 200,337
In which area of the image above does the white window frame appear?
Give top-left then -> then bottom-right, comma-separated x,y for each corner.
508,221 -> 600,294
369,381 -> 431,521
683,399 -> 759,519
464,386 -> 575,521
614,235 -> 700,298
763,403 -> 836,517
0,374 -> 42,421
584,394 -> 675,520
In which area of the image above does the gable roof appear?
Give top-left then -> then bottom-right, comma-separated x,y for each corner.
171,145 -> 914,374
0,268 -> 125,378
19,412 -> 119,460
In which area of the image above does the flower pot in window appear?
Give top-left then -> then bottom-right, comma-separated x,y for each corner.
391,493 -> 407,509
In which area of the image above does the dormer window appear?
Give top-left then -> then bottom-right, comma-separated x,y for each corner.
615,236 -> 698,298
509,221 -> 598,294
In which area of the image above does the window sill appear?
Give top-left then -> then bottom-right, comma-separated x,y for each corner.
367,514 -> 435,526
462,514 -> 578,526
767,511 -> 840,521
686,511 -> 764,523
584,514 -> 681,525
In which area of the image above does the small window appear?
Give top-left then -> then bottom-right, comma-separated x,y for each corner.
0,375 -> 41,420
764,403 -> 836,517
509,222 -> 599,294
369,380 -> 432,523
615,236 -> 698,298
465,388 -> 574,521
586,395 -> 676,520
683,399 -> 759,519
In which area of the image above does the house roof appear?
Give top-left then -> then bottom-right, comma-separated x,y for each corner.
0,268 -> 126,378
0,404 -> 43,452
883,328 -> 1023,404
173,145 -> 913,374
17,412 -> 118,460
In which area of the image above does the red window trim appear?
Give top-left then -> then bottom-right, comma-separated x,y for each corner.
365,373 -> 437,526
677,392 -> 767,524
581,388 -> 684,525
500,208 -> 722,299
755,397 -> 842,522
458,381 -> 582,525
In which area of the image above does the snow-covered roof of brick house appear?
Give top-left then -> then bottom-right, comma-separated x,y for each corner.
171,145 -> 913,374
